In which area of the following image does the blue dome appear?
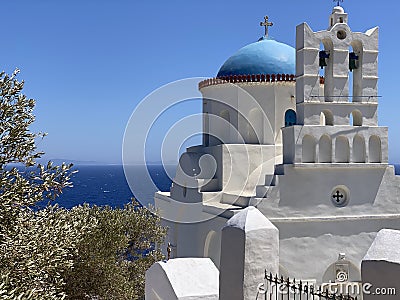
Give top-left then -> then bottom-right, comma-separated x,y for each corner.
217,37 -> 295,77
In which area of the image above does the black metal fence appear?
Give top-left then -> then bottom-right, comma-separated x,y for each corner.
263,271 -> 359,300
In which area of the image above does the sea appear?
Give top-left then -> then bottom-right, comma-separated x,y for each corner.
51,164 -> 176,209
50,164 -> 400,209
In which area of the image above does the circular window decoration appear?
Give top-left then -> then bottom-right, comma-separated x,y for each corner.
331,186 -> 349,207
337,30 -> 347,40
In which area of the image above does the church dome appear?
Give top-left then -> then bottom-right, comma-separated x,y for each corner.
217,37 -> 295,77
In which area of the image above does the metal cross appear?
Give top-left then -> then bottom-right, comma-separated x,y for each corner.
167,242 -> 176,260
333,190 -> 344,202
167,242 -> 172,260
260,16 -> 273,37
334,0 -> 344,6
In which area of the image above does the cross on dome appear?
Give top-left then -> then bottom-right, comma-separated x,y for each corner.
334,0 -> 344,6
260,16 -> 273,37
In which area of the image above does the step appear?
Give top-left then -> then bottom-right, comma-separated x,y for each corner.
248,197 -> 264,207
256,185 -> 271,198
221,193 -> 251,208
248,195 -> 280,207
264,174 -> 279,186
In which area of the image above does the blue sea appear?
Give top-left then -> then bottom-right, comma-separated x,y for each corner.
51,164 -> 400,209
52,165 -> 175,208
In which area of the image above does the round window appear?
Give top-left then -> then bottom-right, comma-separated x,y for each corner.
337,30 -> 347,40
331,186 -> 349,207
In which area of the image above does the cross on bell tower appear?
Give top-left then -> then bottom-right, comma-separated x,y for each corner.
260,16 -> 273,38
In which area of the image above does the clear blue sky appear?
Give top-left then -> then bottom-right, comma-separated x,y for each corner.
2,0 -> 400,164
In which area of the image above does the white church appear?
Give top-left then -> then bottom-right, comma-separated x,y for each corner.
146,4 -> 400,299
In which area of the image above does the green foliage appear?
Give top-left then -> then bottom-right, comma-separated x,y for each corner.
64,202 -> 166,299
0,69 -> 167,299
1,205 -> 95,299
0,68 -> 80,299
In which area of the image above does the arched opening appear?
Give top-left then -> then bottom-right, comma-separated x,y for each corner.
353,135 -> 366,163
319,135 -> 332,163
348,46 -> 354,102
204,231 -> 216,257
203,112 -> 209,146
319,43 -> 326,79
335,136 -> 350,163
247,108 -> 263,144
203,230 -> 220,266
320,110 -> 334,126
219,109 -> 230,143
321,39 -> 334,102
302,135 -> 316,163
350,110 -> 363,126
351,40 -> 363,102
369,135 -> 382,163
284,109 -> 297,127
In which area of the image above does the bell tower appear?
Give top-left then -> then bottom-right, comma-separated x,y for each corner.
329,5 -> 348,29
295,5 -> 379,126
283,5 -> 387,165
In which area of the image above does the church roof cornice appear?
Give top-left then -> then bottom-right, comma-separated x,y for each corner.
199,73 -> 295,89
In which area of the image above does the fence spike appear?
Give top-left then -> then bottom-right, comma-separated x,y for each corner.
317,286 -> 322,297
299,280 -> 302,300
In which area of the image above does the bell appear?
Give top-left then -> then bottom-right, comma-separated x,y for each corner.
319,57 -> 328,68
349,52 -> 359,71
319,51 -> 329,69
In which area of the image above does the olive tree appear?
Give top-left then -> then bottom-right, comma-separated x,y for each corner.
64,202 -> 166,299
0,68 -> 84,299
0,69 -> 167,299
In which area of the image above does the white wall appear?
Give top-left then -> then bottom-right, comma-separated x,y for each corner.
200,82 -> 295,146
282,125 -> 388,164
145,258 -> 219,300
